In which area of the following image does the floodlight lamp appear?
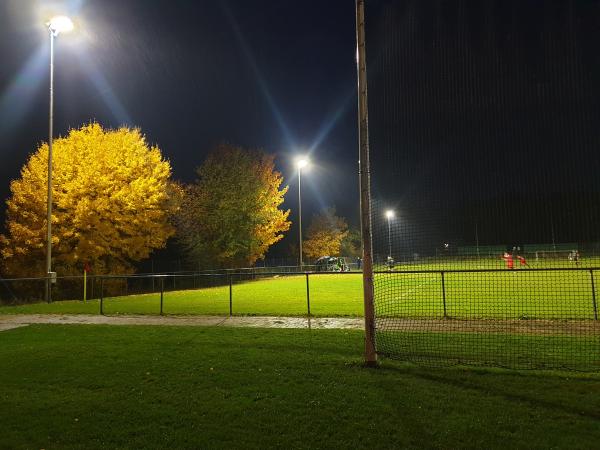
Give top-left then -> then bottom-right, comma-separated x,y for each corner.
385,210 -> 395,219
296,158 -> 309,170
48,16 -> 74,36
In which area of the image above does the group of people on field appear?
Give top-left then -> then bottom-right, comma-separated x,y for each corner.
501,249 -> 528,270
568,250 -> 581,266
501,247 -> 581,269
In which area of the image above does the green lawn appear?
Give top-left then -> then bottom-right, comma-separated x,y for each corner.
2,269 -> 599,320
384,256 -> 600,271
375,269 -> 599,320
0,274 -> 363,316
1,324 -> 599,449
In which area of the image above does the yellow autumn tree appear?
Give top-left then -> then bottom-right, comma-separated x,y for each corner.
302,207 -> 349,261
0,123 -> 178,277
176,144 -> 291,268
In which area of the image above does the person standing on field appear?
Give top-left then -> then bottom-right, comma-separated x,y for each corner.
502,252 -> 514,270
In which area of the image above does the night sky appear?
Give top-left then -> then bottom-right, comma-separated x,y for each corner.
0,0 -> 359,259
1,0 -> 600,263
366,0 -> 600,259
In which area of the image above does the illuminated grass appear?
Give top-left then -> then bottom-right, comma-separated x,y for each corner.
0,324 -> 599,449
1,262 -> 598,320
0,275 -> 363,316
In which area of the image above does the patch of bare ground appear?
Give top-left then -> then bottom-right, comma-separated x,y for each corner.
377,318 -> 600,335
1,314 -> 598,336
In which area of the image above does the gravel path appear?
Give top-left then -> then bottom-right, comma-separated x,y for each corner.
1,314 -> 597,336
0,314 -> 364,331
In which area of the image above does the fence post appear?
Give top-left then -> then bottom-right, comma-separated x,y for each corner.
151,258 -> 155,292
160,276 -> 164,316
441,271 -> 447,319
590,269 -> 598,321
306,272 -> 311,316
100,278 -> 104,315
229,274 -> 233,316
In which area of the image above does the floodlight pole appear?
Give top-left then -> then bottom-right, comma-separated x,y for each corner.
387,215 -> 392,259
356,0 -> 377,366
475,222 -> 480,257
550,210 -> 557,252
44,16 -> 73,302
298,165 -> 303,269
45,30 -> 55,303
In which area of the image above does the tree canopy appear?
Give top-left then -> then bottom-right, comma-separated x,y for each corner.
302,207 -> 349,261
340,227 -> 362,258
0,123 -> 178,276
176,144 -> 290,269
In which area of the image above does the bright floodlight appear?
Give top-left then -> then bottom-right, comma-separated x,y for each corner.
48,16 -> 74,36
296,157 -> 309,169
385,210 -> 395,219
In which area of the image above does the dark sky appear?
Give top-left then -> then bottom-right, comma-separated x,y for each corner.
2,0 -> 600,263
365,0 -> 600,258
0,0 -> 359,258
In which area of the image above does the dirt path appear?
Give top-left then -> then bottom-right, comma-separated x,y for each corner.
1,314 -> 598,336
0,314 -> 364,330
375,318 -> 600,335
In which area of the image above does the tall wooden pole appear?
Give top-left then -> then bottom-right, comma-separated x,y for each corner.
356,0 -> 377,366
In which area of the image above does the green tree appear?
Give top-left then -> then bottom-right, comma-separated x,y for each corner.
302,207 -> 349,261
0,123 -> 178,277
340,227 -> 362,257
177,144 -> 290,268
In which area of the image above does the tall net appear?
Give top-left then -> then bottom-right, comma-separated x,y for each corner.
364,0 -> 600,370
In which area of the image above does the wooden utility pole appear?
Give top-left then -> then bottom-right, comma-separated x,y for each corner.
356,0 -> 377,366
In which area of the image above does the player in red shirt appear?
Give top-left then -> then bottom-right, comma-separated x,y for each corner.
502,252 -> 514,269
517,255 -> 528,268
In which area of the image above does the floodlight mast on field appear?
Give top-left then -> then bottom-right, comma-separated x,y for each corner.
296,157 -> 309,269
385,210 -> 395,259
45,15 -> 74,303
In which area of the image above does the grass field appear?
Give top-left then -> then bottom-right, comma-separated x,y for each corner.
380,256 -> 600,271
1,267 -> 599,321
0,274 -> 363,316
1,324 -> 599,449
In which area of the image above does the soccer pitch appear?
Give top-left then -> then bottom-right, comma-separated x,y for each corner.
0,274 -> 363,316
0,257 -> 598,320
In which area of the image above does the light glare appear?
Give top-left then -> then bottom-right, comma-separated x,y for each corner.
385,210 -> 395,219
296,157 -> 309,169
48,16 -> 74,36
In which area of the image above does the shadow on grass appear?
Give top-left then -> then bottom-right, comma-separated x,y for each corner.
374,362 -> 600,420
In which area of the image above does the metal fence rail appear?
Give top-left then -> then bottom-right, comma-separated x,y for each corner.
2,267 -> 599,370
0,270 -> 360,311
374,268 -> 600,371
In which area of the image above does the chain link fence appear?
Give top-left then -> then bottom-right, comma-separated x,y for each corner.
364,0 -> 600,370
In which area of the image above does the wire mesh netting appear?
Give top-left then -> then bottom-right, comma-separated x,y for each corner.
365,0 -> 600,370
0,272 -> 365,318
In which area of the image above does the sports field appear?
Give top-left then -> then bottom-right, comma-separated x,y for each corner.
0,274 -> 362,316
1,260 -> 599,320
1,324 -> 599,449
